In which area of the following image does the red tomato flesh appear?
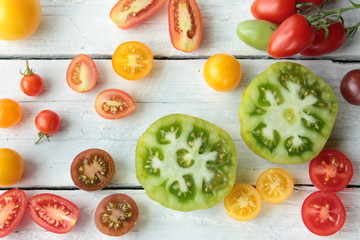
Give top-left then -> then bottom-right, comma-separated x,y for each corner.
168,0 -> 203,52
251,0 -> 296,25
28,193 -> 80,234
302,190 -> 346,236
309,149 -> 353,192
0,189 -> 27,238
110,0 -> 168,30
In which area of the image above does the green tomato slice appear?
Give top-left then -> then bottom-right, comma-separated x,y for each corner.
239,62 -> 338,164
136,114 -> 238,211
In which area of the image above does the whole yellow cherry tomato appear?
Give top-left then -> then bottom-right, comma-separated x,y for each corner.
0,99 -> 22,128
203,53 -> 242,92
0,148 -> 24,187
0,0 -> 42,41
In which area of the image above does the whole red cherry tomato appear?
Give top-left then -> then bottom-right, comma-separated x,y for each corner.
35,110 -> 61,144
251,0 -> 296,25
340,69 -> 360,105
20,61 -> 44,96
301,22 -> 346,57
268,14 -> 315,58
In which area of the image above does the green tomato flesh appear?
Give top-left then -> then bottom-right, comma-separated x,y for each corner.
239,62 -> 338,164
237,20 -> 278,51
136,114 -> 238,211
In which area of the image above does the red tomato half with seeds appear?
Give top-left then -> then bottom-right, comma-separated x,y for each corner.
168,0 -> 203,52
95,89 -> 135,119
110,0 -> 168,30
309,149 -> 353,192
28,193 -> 80,234
0,189 -> 27,238
251,0 -> 296,25
302,190 -> 346,236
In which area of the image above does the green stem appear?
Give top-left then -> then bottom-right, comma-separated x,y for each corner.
21,60 -> 34,76
35,132 -> 50,144
346,20 -> 360,37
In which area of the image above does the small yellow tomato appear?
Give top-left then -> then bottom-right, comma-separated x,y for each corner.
0,148 -> 24,187
0,0 -> 42,41
203,53 -> 242,92
0,99 -> 22,128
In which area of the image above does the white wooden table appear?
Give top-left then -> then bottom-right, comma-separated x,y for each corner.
1,0 -> 359,239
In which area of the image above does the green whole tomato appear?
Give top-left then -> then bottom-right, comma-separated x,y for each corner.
237,20 -> 278,51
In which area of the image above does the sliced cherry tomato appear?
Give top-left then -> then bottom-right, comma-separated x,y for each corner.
20,61 -> 44,96
28,193 -> 79,234
0,189 -> 27,238
94,194 -> 139,236
302,190 -> 346,236
0,98 -> 22,128
256,168 -> 294,203
0,148 -> 24,187
301,22 -> 346,57
71,149 -> 115,191
66,54 -> 98,93
224,183 -> 262,222
309,149 -> 353,192
268,14 -> 315,58
340,69 -> 360,105
251,0 -> 296,25
95,89 -> 135,119
112,41 -> 153,81
110,0 -> 167,30
35,110 -> 61,144
168,0 -> 203,52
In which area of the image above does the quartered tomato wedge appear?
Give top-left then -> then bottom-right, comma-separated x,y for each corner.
94,194 -> 139,236
309,149 -> 353,192
112,41 -> 153,81
136,114 -> 238,211
239,62 -> 338,164
71,149 -> 115,191
168,0 -> 203,52
28,193 -> 80,234
302,190 -> 346,236
0,189 -> 27,238
256,168 -> 294,203
110,0 -> 168,30
224,183 -> 262,222
66,54 -> 98,93
95,89 -> 135,119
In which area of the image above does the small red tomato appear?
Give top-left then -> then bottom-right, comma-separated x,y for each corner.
34,110 -> 61,144
251,0 -> 296,25
340,69 -> 360,105
268,14 -> 315,58
20,61 -> 44,96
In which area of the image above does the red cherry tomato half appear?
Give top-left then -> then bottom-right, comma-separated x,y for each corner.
302,190 -> 346,236
168,0 -> 203,52
340,69 -> 360,105
0,189 -> 27,238
95,89 -> 135,120
309,149 -> 353,192
268,14 -> 315,58
20,61 -> 44,96
28,193 -> 80,234
251,0 -> 296,25
66,54 -> 98,93
35,110 -> 61,143
110,0 -> 167,30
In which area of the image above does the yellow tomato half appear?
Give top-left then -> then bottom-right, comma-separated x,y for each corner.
0,0 -> 42,41
203,53 -> 242,92
0,148 -> 24,187
0,99 -> 22,128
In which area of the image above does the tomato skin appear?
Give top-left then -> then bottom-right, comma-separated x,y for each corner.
0,99 -> 22,128
0,148 -> 24,187
35,110 -> 61,135
251,0 -> 296,25
268,14 -> 315,58
0,189 -> 27,238
301,22 -> 346,57
28,193 -> 80,234
340,69 -> 360,105
0,0 -> 41,41
168,0 -> 203,52
110,0 -> 167,30
302,190 -> 346,236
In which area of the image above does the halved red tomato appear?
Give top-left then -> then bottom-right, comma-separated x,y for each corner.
28,193 -> 80,234
94,194 -> 139,236
309,149 -> 353,192
0,189 -> 27,238
66,54 -> 98,93
110,0 -> 168,30
168,0 -> 203,52
95,89 -> 135,119
302,190 -> 346,236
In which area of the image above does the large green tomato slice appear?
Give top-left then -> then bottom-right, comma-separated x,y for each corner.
136,114 -> 238,211
239,62 -> 338,164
